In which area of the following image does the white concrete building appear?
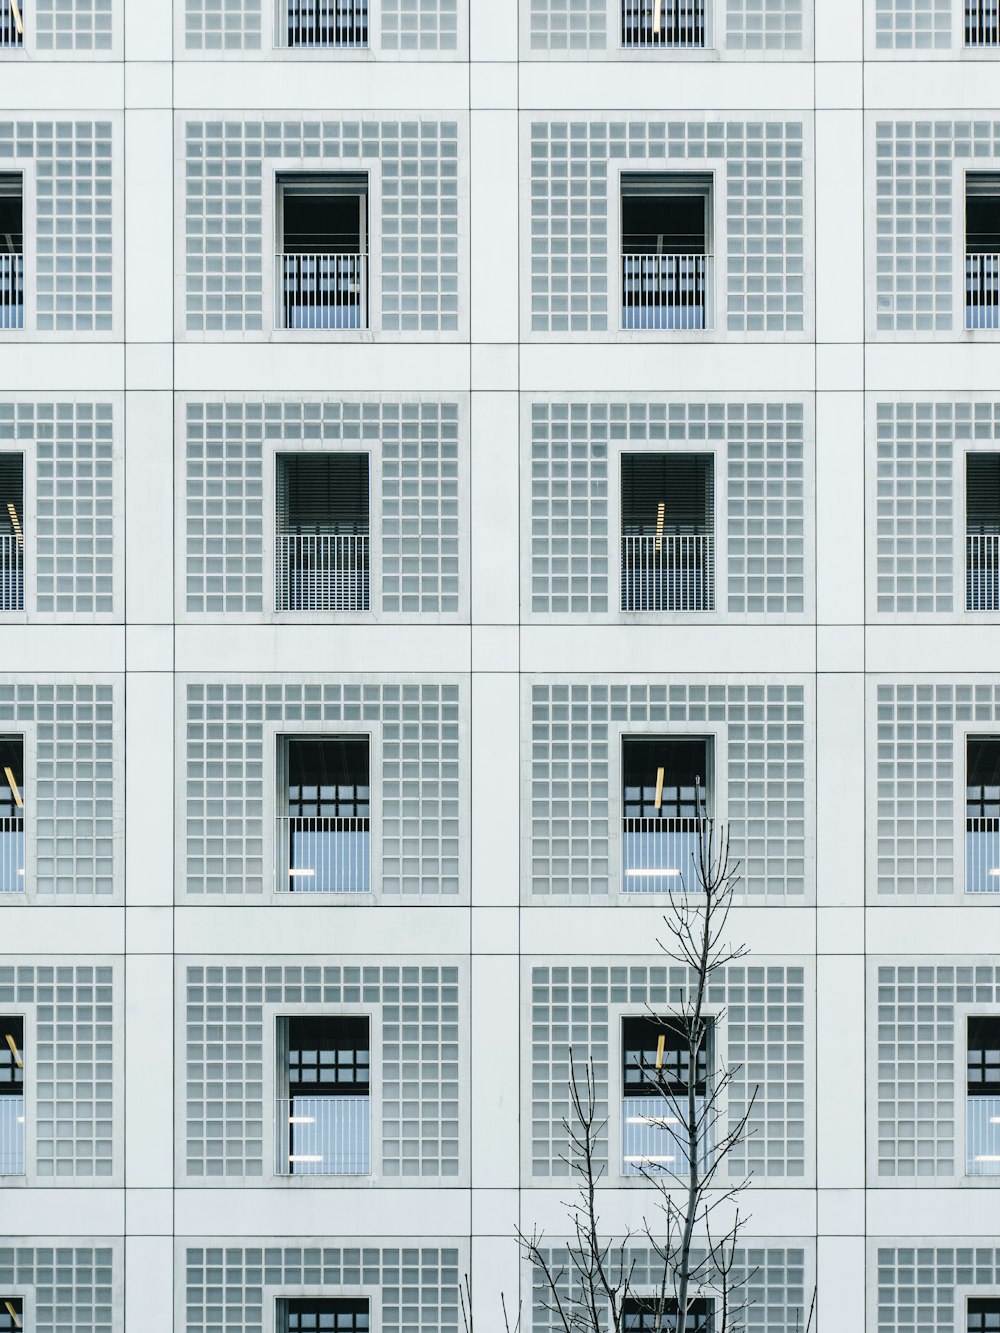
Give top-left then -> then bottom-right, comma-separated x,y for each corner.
2,0 -> 1000,1330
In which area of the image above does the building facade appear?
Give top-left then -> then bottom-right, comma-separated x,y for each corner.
0,0 -> 998,1330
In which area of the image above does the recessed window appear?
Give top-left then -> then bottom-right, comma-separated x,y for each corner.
275,1015 -> 371,1175
277,174 -> 368,330
0,175 -> 23,331
0,0 -> 21,46
621,1015 -> 711,1175
967,454 -> 1000,612
0,455 -> 23,612
621,173 -> 712,331
276,454 -> 370,613
0,1015 -> 24,1177
278,1298 -> 370,1333
966,0 -> 999,46
0,1298 -> 22,1333
966,735 -> 1000,893
969,1298 -> 1000,1333
621,0 -> 706,48
621,734 -> 711,891
967,1016 -> 1000,1175
966,174 -> 1000,330
276,735 -> 371,894
620,453 -> 714,612
623,1297 -> 715,1333
0,737 -> 24,895
284,0 -> 368,47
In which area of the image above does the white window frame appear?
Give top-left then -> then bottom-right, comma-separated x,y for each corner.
265,720 -> 382,904
265,1000 -> 383,1185
610,166 -> 719,338
608,1001 -> 727,1185
613,442 -> 723,620
265,161 -> 380,340
266,443 -> 380,623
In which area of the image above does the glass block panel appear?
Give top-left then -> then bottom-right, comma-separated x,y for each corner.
0,1246 -> 116,1331
528,680 -> 807,898
530,963 -> 807,1180
0,964 -> 116,1178
725,0 -> 804,49
380,0 -> 458,49
183,963 -> 461,1179
184,1245 -> 461,1333
183,680 -> 462,897
184,119 -> 460,334
35,0 -> 113,48
0,121 -> 113,333
529,0 -> 607,49
185,0 -> 263,48
874,0 -> 951,48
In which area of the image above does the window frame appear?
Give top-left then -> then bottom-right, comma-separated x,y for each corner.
963,446 -> 1000,615
0,166 -> 31,336
612,0 -> 714,52
610,166 -> 719,337
962,1291 -> 1000,1333
267,444 -> 380,622
268,1288 -> 381,1333
266,1000 -> 383,1185
271,0 -> 379,54
0,728 -> 33,903
265,159 -> 381,340
0,1006 -> 34,1183
612,721 -> 723,899
267,722 -> 381,902
616,445 -> 720,618
0,446 -> 27,618
608,1000 -> 726,1183
956,722 -> 1000,897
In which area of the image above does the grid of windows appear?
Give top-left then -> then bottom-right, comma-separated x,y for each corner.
0,1248 -> 116,1333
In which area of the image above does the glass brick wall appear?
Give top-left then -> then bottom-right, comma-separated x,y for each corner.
182,963 -> 463,1180
184,1245 -> 462,1333
526,678 -> 809,899
182,678 -> 463,898
0,963 -> 118,1179
0,1246 -> 118,1330
528,962 -> 809,1180
527,118 -> 806,334
184,0 -> 459,50
34,0 -> 112,49
183,399 -> 462,617
526,399 -> 808,617
183,119 -> 461,334
526,0 -> 806,51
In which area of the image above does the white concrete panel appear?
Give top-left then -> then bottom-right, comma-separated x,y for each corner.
816,115 -> 864,344
815,0 -> 863,62
471,674 -> 520,906
173,906 -> 471,954
519,343 -> 817,393
172,65 -> 471,110
866,625 -> 1000,672
816,392 -> 864,624
125,955 -> 173,1187
517,62 -> 815,111
124,0 -> 172,62
471,392 -> 520,621
519,625 -> 816,674
471,114 -> 519,343
124,393 -> 174,624
173,1189 -> 471,1236
471,956 -> 519,1186
816,1238 -> 863,1333
173,624 -> 472,673
125,1238 -> 173,1333
817,957 -> 865,1188
0,627 -> 125,672
816,674 -> 865,907
521,907 -> 816,957
866,908 -> 1000,954
174,344 -> 472,393
125,673 -> 174,905
125,113 -> 174,342
470,0 -> 517,62
0,1190 -> 125,1234
0,907 -> 124,954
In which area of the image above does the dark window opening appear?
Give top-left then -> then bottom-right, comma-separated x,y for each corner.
285,736 -> 370,822
0,455 -> 23,612
0,736 -> 25,893
967,175 -> 1000,329
621,453 -> 714,612
0,1299 -> 22,1333
279,1298 -> 371,1333
967,736 -> 1000,826
278,174 -> 368,330
287,1016 -> 370,1097
275,453 -> 370,612
0,176 -> 23,331
623,1015 -> 709,1098
286,0 -> 369,47
621,0 -> 706,47
968,1016 -> 1000,1095
969,1298 -> 1000,1333
621,174 -> 710,330
967,454 -> 1000,611
0,1017 -> 23,1097
623,1297 -> 715,1333
623,735 -> 710,823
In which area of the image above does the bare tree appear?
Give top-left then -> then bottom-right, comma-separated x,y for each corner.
516,791 -> 759,1333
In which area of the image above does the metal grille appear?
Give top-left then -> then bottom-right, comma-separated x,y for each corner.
279,254 -> 367,330
286,0 -> 367,44
968,254 -> 1000,330
0,739 -> 24,895
621,0 -> 705,46
622,254 -> 708,330
967,0 -> 1000,43
0,256 -> 22,331
0,0 -> 22,46
620,534 -> 714,611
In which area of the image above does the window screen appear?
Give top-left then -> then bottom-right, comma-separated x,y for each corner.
621,175 -> 711,255
276,454 -> 370,534
287,1016 -> 370,1097
621,454 -> 714,535
622,1015 -> 709,1098
622,735 -> 711,820
279,1298 -> 371,1333
283,736 -> 370,821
